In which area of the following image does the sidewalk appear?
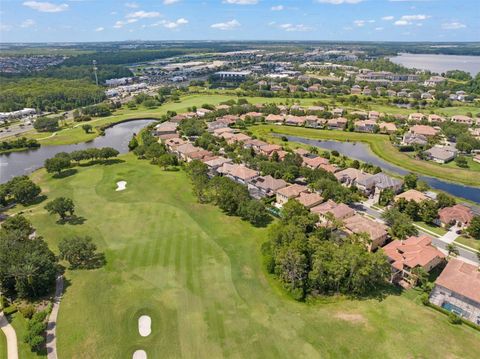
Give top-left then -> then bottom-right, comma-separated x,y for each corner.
0,311 -> 18,359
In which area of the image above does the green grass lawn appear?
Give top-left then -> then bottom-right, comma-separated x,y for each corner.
11,154 -> 479,358
455,236 -> 480,251
249,125 -> 479,187
444,156 -> 480,172
0,328 -> 6,359
414,222 -> 448,237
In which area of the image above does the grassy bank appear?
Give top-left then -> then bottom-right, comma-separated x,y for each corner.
249,125 -> 479,187
11,154 -> 480,358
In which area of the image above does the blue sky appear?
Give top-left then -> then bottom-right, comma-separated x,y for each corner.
0,0 -> 479,42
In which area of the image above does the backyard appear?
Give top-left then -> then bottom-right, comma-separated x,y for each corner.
3,153 -> 479,358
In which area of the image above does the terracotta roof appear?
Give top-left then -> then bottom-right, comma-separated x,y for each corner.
176,143 -> 199,155
438,204 -> 474,225
394,189 -> 428,203
335,168 -> 371,183
218,163 -> 259,181
410,125 -> 439,137
252,175 -> 288,192
276,184 -> 308,199
203,156 -> 232,168
303,156 -> 329,169
296,192 -> 324,208
382,235 -> 445,271
311,199 -> 355,220
435,259 -> 480,304
260,144 -> 282,154
155,121 -> 178,132
344,214 -> 388,241
265,114 -> 284,122
164,137 -> 187,148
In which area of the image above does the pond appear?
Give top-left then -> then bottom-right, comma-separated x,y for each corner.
0,119 -> 156,183
281,134 -> 480,203
390,53 -> 480,76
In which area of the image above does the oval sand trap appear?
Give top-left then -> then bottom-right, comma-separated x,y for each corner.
138,315 -> 151,337
132,350 -> 147,359
116,181 -> 127,191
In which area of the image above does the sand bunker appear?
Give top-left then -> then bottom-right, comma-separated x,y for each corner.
138,315 -> 151,337
132,350 -> 147,359
116,181 -> 127,191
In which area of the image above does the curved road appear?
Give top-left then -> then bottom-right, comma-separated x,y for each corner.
0,311 -> 18,359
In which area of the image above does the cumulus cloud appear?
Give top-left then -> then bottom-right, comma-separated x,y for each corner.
126,10 -> 161,19
114,18 -> 138,28
382,16 -> 394,21
23,1 -> 68,13
223,0 -> 258,4
394,14 -> 429,26
151,18 -> 188,29
271,5 -> 284,11
21,19 -> 36,28
95,26 -> 104,32
375,27 -> 384,31
354,19 -> 374,27
163,0 -> 181,4
279,23 -> 313,32
315,0 -> 363,4
210,19 -> 241,30
442,22 -> 466,30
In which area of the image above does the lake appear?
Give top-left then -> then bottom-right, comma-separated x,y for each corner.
0,119 -> 156,183
390,53 -> 480,75
280,134 -> 480,204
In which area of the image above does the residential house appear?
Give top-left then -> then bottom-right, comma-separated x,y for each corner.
196,108 -> 213,117
382,235 -> 445,285
394,189 -> 428,203
226,133 -> 252,145
307,106 -> 325,113
429,259 -> 480,325
217,163 -> 259,185
356,172 -> 403,196
354,119 -> 377,133
265,114 -> 284,124
343,214 -> 389,251
203,157 -> 232,176
410,125 -> 439,138
402,133 -> 428,146
327,117 -> 348,130
164,137 -> 187,152
451,115 -> 474,125
259,144 -> 283,157
295,192 -> 324,209
241,112 -> 263,121
244,139 -> 269,152
368,111 -> 380,121
424,76 -> 446,87
379,122 -> 397,134
285,115 -> 306,126
428,114 -> 446,124
437,204 -> 474,228
408,113 -> 426,122
424,146 -> 457,164
248,175 -> 288,199
154,121 -> 178,136
311,199 -> 355,225
276,184 -> 309,206
302,155 -> 330,170
335,168 -> 372,187
332,108 -> 344,117
174,143 -> 202,161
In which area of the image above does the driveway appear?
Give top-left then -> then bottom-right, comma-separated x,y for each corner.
0,311 -> 18,359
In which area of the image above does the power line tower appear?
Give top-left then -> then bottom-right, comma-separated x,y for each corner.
92,60 -> 98,86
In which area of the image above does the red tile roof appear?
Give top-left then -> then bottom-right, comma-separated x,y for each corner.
435,259 -> 480,304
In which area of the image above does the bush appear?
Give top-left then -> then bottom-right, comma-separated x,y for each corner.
3,305 -> 17,316
19,304 -> 36,319
420,293 -> 430,305
448,312 -> 462,325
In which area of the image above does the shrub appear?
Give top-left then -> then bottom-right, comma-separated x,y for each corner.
448,312 -> 462,325
420,293 -> 430,305
19,304 -> 36,319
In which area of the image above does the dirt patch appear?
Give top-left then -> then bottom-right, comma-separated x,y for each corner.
334,312 -> 367,324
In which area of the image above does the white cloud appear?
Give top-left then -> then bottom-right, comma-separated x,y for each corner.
126,10 -> 161,19
124,2 -> 138,8
354,19 -> 374,27
394,20 -> 409,26
315,0 -> 363,4
442,22 -> 466,30
23,1 -> 69,13
279,23 -> 312,32
0,24 -> 12,32
163,0 -> 181,4
271,5 -> 284,11
113,18 -> 138,28
21,19 -> 36,28
95,26 -> 104,32
375,27 -> 384,31
210,19 -> 240,30
153,18 -> 188,29
223,0 -> 258,4
382,16 -> 394,21
394,14 -> 429,26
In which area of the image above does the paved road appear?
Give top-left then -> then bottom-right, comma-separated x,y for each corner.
0,124 -> 34,139
46,276 -> 64,359
0,311 -> 18,359
352,202 -> 479,265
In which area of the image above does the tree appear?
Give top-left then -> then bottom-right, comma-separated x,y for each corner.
466,216 -> 480,240
45,156 -> 71,175
437,193 -> 455,209
378,188 -> 394,206
58,236 -> 102,269
33,117 -> 59,132
419,200 -> 438,224
82,124 -> 92,133
0,215 -> 34,239
446,243 -> 459,257
10,178 -> 41,205
455,156 -> 468,168
382,208 -> 417,240
99,147 -> 119,160
157,153 -> 177,170
45,197 -> 75,220
128,135 -> 138,151
404,173 -> 418,190
240,200 -> 270,227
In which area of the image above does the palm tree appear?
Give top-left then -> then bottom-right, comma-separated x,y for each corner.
446,243 -> 459,257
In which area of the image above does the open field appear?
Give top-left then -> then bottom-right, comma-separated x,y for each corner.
249,125 -> 479,187
10,154 -> 480,358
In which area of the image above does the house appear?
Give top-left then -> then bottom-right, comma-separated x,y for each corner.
424,76 -> 446,87
332,108 -> 344,117
217,163 -> 259,184
311,199 -> 355,224
187,149 -> 214,162
213,127 -> 235,137
408,113 -> 426,122
382,235 -> 445,285
327,117 -> 347,130
227,133 -> 252,145
307,106 -> 325,113
428,114 -> 446,123
295,192 -> 324,209
259,144 -> 283,157
248,175 -> 288,198
215,104 -> 231,111
335,168 -> 372,187
207,120 -> 230,132
351,85 -> 362,95
244,139 -> 269,152
410,125 -> 439,138
265,114 -> 284,124
394,189 -> 428,203
356,172 -> 403,196
241,112 -> 263,121
368,111 -> 380,120
474,154 -> 480,164
302,155 -> 330,170
305,116 -> 321,128
154,121 -> 178,136
354,119 -> 377,133
451,115 -> 474,125
164,137 -> 187,151
343,214 -> 389,251
379,122 -> 397,134
386,90 -> 397,97
437,204 -> 474,228
203,156 -> 232,175
424,146 -> 457,164
402,133 -> 428,146
429,259 -> 480,325
285,115 -> 306,126
175,143 -> 202,161
421,92 -> 434,100
276,184 -> 309,206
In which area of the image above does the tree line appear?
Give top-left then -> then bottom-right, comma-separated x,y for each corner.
0,137 -> 40,152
